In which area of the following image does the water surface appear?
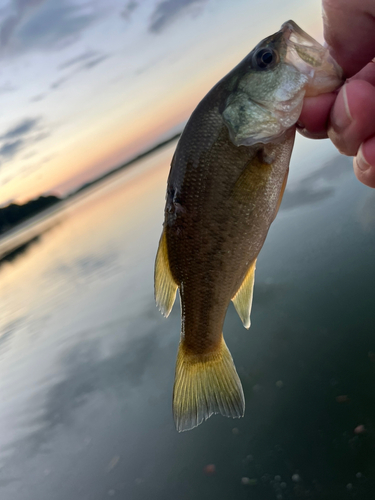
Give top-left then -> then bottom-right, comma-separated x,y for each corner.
1,137 -> 375,500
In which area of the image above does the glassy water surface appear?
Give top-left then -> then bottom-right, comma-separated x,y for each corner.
1,137 -> 375,500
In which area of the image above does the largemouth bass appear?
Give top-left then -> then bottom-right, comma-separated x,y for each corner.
155,21 -> 342,432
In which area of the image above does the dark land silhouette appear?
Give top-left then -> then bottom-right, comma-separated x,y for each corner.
0,196 -> 61,235
0,132 -> 181,238
67,132 -> 181,197
0,235 -> 41,267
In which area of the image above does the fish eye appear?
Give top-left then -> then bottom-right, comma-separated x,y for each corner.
253,48 -> 277,70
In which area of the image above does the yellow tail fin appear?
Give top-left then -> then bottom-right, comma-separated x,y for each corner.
173,337 -> 245,432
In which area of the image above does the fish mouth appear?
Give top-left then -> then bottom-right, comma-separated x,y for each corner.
279,20 -> 343,95
280,20 -> 318,46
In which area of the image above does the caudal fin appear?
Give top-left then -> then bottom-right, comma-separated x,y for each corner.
173,337 -> 245,432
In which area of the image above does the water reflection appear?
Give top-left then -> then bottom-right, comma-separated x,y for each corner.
281,186 -> 335,210
252,282 -> 291,307
0,319 -> 26,357
0,236 -> 43,267
281,154 -> 353,211
1,141 -> 375,499
12,315 -> 163,455
304,154 -> 353,182
54,253 -> 120,285
357,190 -> 375,232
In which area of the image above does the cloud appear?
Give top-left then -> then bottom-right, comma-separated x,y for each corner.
0,0 -> 47,48
79,54 -> 109,70
30,93 -> 47,102
0,0 -> 99,54
50,76 -> 68,90
50,52 -> 110,89
0,82 -> 17,93
18,2 -> 97,49
149,0 -> 208,34
0,139 -> 25,159
121,1 -> 138,21
1,118 -> 41,140
58,49 -> 98,70
0,116 -> 47,164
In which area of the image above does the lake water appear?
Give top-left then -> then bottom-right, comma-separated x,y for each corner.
1,135 -> 375,500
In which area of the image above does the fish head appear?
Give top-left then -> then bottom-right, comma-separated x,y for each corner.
222,20 -> 343,147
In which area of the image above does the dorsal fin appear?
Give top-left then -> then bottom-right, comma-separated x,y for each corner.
154,229 -> 178,317
232,259 -> 256,329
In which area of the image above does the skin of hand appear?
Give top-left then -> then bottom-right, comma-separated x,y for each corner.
298,0 -> 375,187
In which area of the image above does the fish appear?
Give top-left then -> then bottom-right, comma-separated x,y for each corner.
155,20 -> 342,432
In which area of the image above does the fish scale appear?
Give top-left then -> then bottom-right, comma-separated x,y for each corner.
155,20 -> 342,432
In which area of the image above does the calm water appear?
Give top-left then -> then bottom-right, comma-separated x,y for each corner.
1,136 -> 375,500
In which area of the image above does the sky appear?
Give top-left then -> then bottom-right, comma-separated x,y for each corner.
0,0 -> 325,206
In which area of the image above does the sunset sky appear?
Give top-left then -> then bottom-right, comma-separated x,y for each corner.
0,0 -> 324,206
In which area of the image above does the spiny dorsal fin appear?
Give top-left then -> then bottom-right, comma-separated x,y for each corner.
154,229 -> 178,317
173,337 -> 245,432
232,259 -> 256,329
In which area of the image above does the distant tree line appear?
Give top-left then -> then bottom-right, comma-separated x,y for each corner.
0,133 -> 182,237
0,195 -> 61,235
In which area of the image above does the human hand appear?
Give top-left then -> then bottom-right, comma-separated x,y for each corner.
297,0 -> 375,187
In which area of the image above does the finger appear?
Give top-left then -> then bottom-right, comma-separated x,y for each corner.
323,0 -> 375,77
297,93 -> 336,139
328,80 -> 375,156
353,136 -> 375,188
349,60 -> 375,86
297,127 -> 329,140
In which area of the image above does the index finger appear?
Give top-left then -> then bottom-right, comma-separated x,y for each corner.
323,0 -> 375,77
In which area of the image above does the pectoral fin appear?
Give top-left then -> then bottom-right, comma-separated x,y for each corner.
154,229 -> 178,317
232,259 -> 256,329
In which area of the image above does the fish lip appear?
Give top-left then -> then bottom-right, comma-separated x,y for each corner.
280,20 -> 294,40
280,20 -> 297,43
279,19 -> 344,92
279,19 -> 317,46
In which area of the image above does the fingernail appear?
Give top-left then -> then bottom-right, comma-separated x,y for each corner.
356,144 -> 370,172
342,85 -> 352,120
332,84 -> 352,130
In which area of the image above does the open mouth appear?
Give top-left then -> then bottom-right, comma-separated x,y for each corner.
281,20 -> 318,47
280,20 -> 343,94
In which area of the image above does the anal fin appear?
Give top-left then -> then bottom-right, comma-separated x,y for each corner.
232,259 -> 256,329
154,229 -> 178,317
